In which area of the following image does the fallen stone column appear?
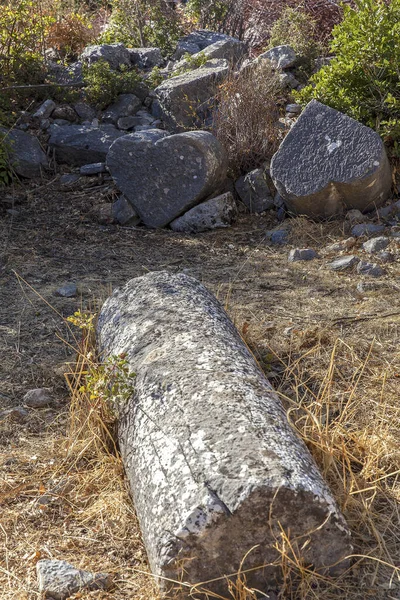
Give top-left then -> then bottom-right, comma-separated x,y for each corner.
97,272 -> 351,597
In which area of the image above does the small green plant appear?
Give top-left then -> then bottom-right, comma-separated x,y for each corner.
147,65 -> 164,89
82,60 -> 142,109
296,0 -> 400,150
268,7 -> 322,78
172,51 -> 208,77
0,134 -> 14,187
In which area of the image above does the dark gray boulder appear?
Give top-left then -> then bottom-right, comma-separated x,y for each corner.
80,43 -> 131,70
0,128 -> 48,178
155,64 -> 228,131
270,100 -> 391,219
107,130 -> 227,228
48,123 -> 126,166
128,47 -> 164,69
170,191 -> 237,232
172,29 -> 240,60
235,167 -> 275,213
97,271 -> 352,598
102,93 -> 142,124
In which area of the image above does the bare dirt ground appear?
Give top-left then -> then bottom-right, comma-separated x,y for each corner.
1,174 -> 400,600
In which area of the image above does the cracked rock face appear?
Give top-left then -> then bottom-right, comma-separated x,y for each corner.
97,272 -> 352,598
106,130 -> 227,228
270,100 -> 391,219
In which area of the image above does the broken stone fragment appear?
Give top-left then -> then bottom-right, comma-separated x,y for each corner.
170,191 -> 237,233
270,100 -> 391,219
97,271 -> 352,598
36,559 -> 111,600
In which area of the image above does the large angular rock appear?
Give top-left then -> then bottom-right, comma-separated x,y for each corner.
170,191 -> 237,232
48,123 -> 126,166
235,167 -> 275,213
0,128 -> 48,178
175,38 -> 245,72
107,130 -> 227,228
37,559 -> 111,600
258,45 -> 297,69
80,43 -> 131,70
97,272 -> 352,598
102,93 -> 142,124
155,64 -> 228,131
128,47 -> 164,69
172,29 -> 239,60
270,100 -> 391,219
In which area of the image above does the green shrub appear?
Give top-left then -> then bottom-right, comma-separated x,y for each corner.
0,134 -> 14,187
296,0 -> 400,149
172,51 -> 208,76
147,66 -> 164,89
185,0 -> 228,30
98,0 -> 183,56
82,60 -> 142,109
268,7 -> 322,78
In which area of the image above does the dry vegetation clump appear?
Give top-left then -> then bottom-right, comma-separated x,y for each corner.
212,61 -> 285,176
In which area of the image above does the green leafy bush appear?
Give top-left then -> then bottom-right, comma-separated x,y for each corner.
185,0 -> 229,30
0,134 -> 14,187
296,0 -> 400,148
82,60 -> 142,109
147,66 -> 164,89
268,7 -> 322,78
172,51 -> 208,76
99,0 -> 183,56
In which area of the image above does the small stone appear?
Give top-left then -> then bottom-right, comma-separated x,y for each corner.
170,192 -> 237,233
79,162 -> 106,176
258,45 -> 297,69
60,173 -> 80,186
23,388 -> 54,408
323,237 -> 356,253
362,236 -> 390,253
356,281 -> 385,293
0,406 -> 28,422
52,105 -> 77,122
56,283 -> 77,298
102,94 -> 142,125
352,223 -> 385,237
73,102 -> 96,121
376,251 -> 395,263
328,255 -> 360,271
288,248 -> 318,262
235,168 -> 275,214
357,260 -> 384,277
345,209 -> 365,224
377,199 -> 400,218
266,228 -> 288,245
6,209 -> 20,217
112,195 -> 141,226
286,103 -> 302,115
36,559 -> 111,600
33,99 -> 56,120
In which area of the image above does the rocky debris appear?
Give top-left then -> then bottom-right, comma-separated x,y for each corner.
155,64 -> 228,131
23,388 -> 54,408
175,38 -> 245,72
172,29 -> 238,60
279,72 -> 300,89
56,283 -> 78,297
107,130 -> 227,228
235,168 -> 275,213
286,103 -> 302,116
357,260 -> 385,277
357,280 -> 388,293
102,94 -> 142,124
351,223 -> 385,237
52,105 -> 77,122
378,199 -> 400,219
362,236 -> 390,254
0,406 -> 28,422
48,123 -> 125,166
117,109 -> 155,131
112,195 -> 141,226
270,100 -> 391,219
80,162 -> 106,176
73,102 -> 96,122
377,251 -> 395,263
36,559 -> 111,600
33,99 -> 56,120
128,47 -> 164,69
288,248 -> 318,262
0,128 -> 48,179
170,191 -> 237,233
266,227 -> 288,245
48,60 -> 83,86
345,209 -> 365,224
80,43 -> 131,70
60,173 -> 80,186
328,255 -> 360,271
97,271 -> 351,598
258,45 -> 297,69
323,237 -> 356,253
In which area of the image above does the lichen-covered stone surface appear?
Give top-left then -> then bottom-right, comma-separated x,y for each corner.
270,100 -> 391,218
106,131 -> 227,228
97,272 -> 352,597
